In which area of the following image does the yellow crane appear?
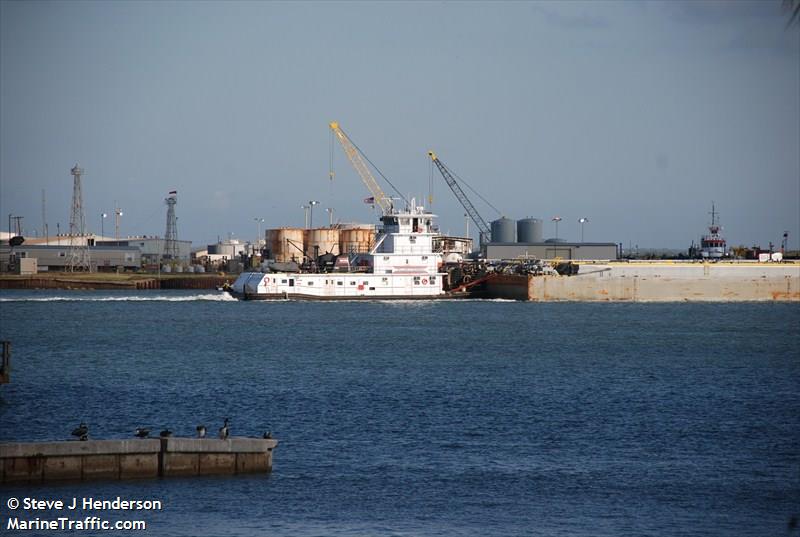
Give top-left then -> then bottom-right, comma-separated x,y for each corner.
329,122 -> 393,215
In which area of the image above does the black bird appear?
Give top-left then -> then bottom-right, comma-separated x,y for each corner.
134,428 -> 150,438
196,425 -> 207,438
218,418 -> 230,440
159,429 -> 172,438
262,431 -> 272,439
71,422 -> 89,441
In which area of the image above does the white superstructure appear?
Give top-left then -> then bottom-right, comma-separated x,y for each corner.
229,201 -> 446,300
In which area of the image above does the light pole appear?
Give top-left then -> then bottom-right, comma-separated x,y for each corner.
114,206 -> 123,241
309,200 -> 319,228
464,213 -> 469,238
254,217 -> 264,254
552,216 -> 562,241
301,205 -> 310,228
101,213 -> 107,238
326,207 -> 335,227
579,217 -> 588,243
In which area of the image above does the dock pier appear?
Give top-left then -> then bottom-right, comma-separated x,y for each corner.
1,437 -> 277,484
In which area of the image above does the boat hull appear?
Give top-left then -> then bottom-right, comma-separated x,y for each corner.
229,271 -> 449,301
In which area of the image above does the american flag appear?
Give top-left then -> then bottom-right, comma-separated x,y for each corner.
363,196 -> 374,204
168,190 -> 177,195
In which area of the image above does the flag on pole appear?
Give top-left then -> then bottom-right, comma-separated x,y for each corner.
363,196 -> 375,204
168,190 -> 177,195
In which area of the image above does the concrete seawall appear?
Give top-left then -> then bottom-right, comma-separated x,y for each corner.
1,437 -> 277,484
484,262 -> 800,302
0,275 -> 230,290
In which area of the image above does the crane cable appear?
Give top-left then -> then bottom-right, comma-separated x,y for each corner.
428,157 -> 434,207
339,126 -> 409,208
447,164 -> 503,217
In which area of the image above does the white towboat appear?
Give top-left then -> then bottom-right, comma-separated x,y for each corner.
229,201 -> 447,300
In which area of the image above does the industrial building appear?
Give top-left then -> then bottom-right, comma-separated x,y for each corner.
485,241 -> 618,261
0,244 -> 141,272
485,217 -> 618,261
97,237 -> 192,265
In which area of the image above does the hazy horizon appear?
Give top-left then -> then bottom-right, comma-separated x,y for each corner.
2,1 -> 798,250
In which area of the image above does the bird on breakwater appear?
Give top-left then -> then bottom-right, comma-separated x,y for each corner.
262,431 -> 272,439
134,428 -> 150,438
196,425 -> 207,438
71,422 -> 89,441
159,429 -> 172,438
219,418 -> 230,440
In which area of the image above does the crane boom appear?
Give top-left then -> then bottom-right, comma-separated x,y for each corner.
428,151 -> 491,245
329,122 -> 393,215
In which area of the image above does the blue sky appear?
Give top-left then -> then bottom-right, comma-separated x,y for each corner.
1,0 -> 798,249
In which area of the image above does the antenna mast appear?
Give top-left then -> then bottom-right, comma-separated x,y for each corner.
67,164 -> 92,272
163,191 -> 179,262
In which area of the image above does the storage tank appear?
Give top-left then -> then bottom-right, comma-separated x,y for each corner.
517,218 -> 543,243
340,227 -> 374,255
491,217 -> 516,243
305,228 -> 340,258
266,228 -> 305,263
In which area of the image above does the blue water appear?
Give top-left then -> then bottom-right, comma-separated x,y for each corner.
0,290 -> 798,536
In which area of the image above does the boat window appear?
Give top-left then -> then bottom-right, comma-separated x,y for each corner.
363,281 -> 368,285
281,279 -> 287,284
350,281 -> 356,285
369,287 -> 375,291
409,236 -> 416,243
400,218 -> 409,225
382,277 -> 388,283
422,255 -> 428,260
337,281 -> 343,286
308,281 -> 313,286
430,276 -> 436,283
383,256 -> 389,261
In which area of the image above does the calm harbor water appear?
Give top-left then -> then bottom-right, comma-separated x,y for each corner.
0,290 -> 798,536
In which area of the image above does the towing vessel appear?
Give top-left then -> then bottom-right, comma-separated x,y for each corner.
228,200 -> 448,300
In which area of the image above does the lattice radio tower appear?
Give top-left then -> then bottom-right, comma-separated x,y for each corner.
67,164 -> 92,272
162,191 -> 179,262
